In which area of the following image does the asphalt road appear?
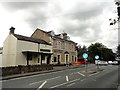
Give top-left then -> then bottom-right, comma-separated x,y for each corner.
1,64 -> 119,90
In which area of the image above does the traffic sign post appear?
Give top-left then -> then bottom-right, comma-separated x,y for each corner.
83,53 -> 88,72
95,55 -> 100,69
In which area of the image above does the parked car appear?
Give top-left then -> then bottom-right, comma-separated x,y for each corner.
112,61 -> 118,65
95,60 -> 108,66
108,61 -> 113,65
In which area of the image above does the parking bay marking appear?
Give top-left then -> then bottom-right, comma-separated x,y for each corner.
77,72 -> 85,77
66,76 -> 69,82
37,81 -> 47,90
50,78 -> 81,88
29,76 -> 61,85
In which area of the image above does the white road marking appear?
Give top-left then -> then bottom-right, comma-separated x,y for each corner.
66,76 -> 69,82
2,68 -> 81,82
29,76 -> 61,85
50,78 -> 81,88
81,79 -> 86,82
37,81 -> 47,90
77,72 -> 85,77
67,83 -> 75,87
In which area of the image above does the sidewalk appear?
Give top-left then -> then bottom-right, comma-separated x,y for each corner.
1,65 -> 83,80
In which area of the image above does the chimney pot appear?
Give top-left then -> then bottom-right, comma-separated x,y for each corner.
9,26 -> 15,34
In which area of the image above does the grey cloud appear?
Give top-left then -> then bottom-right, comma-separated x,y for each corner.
1,1 -> 113,45
2,2 -> 47,11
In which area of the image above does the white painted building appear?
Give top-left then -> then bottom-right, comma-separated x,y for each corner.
2,27 -> 53,67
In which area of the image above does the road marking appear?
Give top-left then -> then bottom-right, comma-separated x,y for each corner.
29,76 -> 61,85
37,81 -> 47,90
66,76 -> 69,82
77,72 -> 85,77
88,72 -> 99,77
67,83 -> 75,87
50,78 -> 81,88
81,79 -> 86,82
2,68 -> 81,82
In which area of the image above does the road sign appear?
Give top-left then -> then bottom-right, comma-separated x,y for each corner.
95,55 -> 99,60
83,53 -> 88,59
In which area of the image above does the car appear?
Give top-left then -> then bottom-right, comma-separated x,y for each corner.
108,61 -> 113,65
112,61 -> 118,65
95,60 -> 108,66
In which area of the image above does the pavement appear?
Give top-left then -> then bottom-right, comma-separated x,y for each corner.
1,65 -> 85,80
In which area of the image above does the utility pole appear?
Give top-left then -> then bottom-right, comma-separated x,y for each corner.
110,0 -> 120,60
115,0 -> 120,45
110,0 -> 120,43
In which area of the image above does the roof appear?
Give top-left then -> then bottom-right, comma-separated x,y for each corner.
32,28 -> 77,45
14,34 -> 51,45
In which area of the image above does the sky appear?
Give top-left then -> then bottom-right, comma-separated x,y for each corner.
0,0 -> 119,52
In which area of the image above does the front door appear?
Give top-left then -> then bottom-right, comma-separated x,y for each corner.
47,55 -> 51,64
65,54 -> 69,64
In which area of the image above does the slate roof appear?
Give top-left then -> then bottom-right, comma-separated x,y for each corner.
14,34 -> 51,45
32,28 -> 77,45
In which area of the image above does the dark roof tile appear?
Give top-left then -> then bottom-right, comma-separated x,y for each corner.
14,34 -> 51,45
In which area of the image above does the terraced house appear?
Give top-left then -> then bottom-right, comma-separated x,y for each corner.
31,28 -> 78,65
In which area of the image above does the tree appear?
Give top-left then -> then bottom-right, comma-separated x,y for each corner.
77,45 -> 87,61
88,42 -> 115,63
117,44 -> 120,57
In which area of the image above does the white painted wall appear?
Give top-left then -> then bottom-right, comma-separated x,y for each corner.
2,34 -> 53,67
2,34 -> 17,67
16,40 -> 38,65
39,44 -> 52,52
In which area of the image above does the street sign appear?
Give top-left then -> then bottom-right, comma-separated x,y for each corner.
83,53 -> 88,59
95,55 -> 99,60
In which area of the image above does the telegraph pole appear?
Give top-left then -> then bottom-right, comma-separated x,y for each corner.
115,0 -> 120,45
110,0 -> 120,60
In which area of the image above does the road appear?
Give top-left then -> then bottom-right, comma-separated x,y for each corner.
1,64 -> 119,90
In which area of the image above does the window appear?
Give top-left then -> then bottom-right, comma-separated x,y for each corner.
27,53 -> 32,60
72,56 -> 74,62
41,55 -> 45,60
54,57 -> 57,62
65,43 -> 67,50
57,41 -> 61,49
72,44 -> 74,51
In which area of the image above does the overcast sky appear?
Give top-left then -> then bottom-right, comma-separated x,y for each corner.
0,0 -> 119,52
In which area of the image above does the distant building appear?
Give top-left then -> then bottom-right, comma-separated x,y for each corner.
31,28 -> 78,65
2,27 -> 52,67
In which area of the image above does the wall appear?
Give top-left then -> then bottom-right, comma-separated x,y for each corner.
2,34 -> 17,67
32,30 -> 52,43
16,40 -> 38,66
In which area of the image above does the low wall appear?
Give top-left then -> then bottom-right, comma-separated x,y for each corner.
1,64 -> 53,76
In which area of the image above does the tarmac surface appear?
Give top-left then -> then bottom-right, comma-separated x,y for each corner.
1,65 -> 84,80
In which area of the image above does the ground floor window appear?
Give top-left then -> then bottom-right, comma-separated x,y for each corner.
54,57 -> 57,62
72,56 -> 74,62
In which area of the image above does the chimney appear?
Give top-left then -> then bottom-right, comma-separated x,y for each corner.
9,26 -> 15,34
63,33 -> 67,39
